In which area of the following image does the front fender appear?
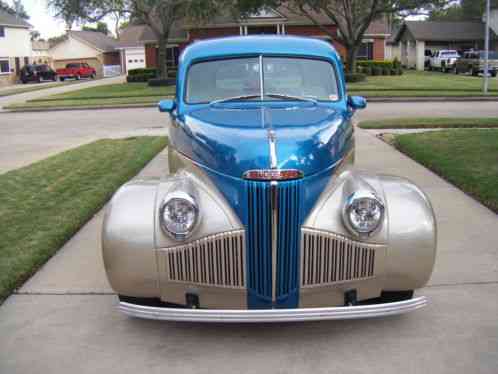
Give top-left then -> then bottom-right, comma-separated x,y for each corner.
304,170 -> 437,291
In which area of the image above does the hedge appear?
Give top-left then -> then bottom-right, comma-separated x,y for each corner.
345,73 -> 367,83
126,68 -> 178,83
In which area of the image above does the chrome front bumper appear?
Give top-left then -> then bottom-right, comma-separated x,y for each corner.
119,296 -> 427,322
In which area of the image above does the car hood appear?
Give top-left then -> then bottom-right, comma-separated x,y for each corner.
171,103 -> 353,179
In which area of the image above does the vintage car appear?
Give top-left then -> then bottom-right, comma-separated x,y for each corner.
102,36 -> 437,322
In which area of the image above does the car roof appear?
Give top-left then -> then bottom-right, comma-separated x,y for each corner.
180,36 -> 342,65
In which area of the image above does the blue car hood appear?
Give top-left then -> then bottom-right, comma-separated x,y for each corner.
173,103 -> 352,179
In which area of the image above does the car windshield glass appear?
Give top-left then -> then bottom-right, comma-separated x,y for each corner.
185,57 -> 339,104
441,52 -> 458,57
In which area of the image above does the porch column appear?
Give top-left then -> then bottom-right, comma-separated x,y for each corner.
415,40 -> 425,71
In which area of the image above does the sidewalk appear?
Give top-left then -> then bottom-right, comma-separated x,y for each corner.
0,130 -> 497,374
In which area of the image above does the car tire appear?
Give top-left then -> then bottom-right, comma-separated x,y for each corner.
492,71 -> 497,78
471,68 -> 478,77
21,79 -> 27,84
91,73 -> 96,79
60,77 -> 65,82
76,75 -> 80,80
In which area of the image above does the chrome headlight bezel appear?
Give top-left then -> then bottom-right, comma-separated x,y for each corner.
342,190 -> 385,238
159,190 -> 199,241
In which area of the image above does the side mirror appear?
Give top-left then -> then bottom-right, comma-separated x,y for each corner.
348,96 -> 367,111
158,99 -> 176,113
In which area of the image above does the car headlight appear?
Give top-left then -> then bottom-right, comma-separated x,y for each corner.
343,191 -> 385,237
159,191 -> 199,240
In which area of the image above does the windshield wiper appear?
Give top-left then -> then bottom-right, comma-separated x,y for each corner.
265,93 -> 318,103
210,94 -> 260,105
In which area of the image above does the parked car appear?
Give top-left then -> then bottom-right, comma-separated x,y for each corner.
20,64 -> 57,83
102,36 -> 437,322
429,50 -> 460,72
454,50 -> 498,77
56,63 -> 96,81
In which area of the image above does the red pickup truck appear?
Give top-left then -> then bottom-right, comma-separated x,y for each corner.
56,63 -> 96,81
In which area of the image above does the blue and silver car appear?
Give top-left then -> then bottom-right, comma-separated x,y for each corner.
102,36 -> 437,322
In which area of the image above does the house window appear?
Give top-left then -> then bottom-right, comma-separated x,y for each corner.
0,59 -> 10,74
0,26 -> 5,37
357,41 -> 374,60
247,25 -> 278,35
166,47 -> 179,69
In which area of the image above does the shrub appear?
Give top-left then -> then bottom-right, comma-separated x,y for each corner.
345,73 -> 367,83
393,57 -> 401,69
382,67 -> 391,76
371,66 -> 383,76
148,78 -> 176,87
363,66 -> 373,76
390,69 -> 397,76
357,60 -> 395,70
396,67 -> 404,75
126,68 -> 158,83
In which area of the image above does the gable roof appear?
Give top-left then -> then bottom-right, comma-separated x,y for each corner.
68,30 -> 117,52
188,6 -> 388,35
394,21 -> 494,43
0,9 -> 32,28
116,23 -> 188,48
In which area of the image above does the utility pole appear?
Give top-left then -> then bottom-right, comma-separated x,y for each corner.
483,0 -> 491,94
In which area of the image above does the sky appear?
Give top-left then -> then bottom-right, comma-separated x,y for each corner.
13,0 -> 116,39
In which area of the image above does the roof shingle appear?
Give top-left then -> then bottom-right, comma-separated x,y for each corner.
68,30 -> 117,52
395,21 -> 494,43
0,9 -> 31,28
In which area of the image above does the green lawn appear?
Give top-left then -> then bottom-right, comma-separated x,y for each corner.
394,130 -> 498,213
348,70 -> 498,97
359,117 -> 498,129
0,136 -> 168,303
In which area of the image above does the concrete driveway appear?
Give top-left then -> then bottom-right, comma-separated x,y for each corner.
0,75 -> 125,110
0,102 -> 497,374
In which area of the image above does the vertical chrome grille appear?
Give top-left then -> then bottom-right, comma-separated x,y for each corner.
164,231 -> 245,289
301,228 -> 380,287
246,181 -> 272,302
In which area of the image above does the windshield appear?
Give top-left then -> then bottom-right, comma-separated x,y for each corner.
185,57 -> 339,104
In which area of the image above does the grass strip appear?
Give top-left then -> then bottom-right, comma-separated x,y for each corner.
394,130 -> 498,213
359,118 -> 498,129
0,136 -> 168,303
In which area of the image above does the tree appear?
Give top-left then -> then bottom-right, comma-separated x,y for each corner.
48,0 -> 237,78
30,30 -> 41,41
275,0 -> 449,73
430,0 -> 498,21
82,21 -> 110,34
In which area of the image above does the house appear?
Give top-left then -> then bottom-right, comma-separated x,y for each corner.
116,23 -> 188,74
392,20 -> 498,71
49,30 -> 121,78
117,7 -> 390,73
0,9 -> 32,86
31,40 -> 51,65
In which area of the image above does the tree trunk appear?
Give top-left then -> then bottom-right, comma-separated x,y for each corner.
157,34 -> 169,79
346,44 -> 359,74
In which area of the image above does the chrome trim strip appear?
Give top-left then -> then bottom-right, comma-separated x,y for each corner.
271,181 -> 278,302
119,296 -> 428,322
268,130 -> 278,169
259,55 -> 264,100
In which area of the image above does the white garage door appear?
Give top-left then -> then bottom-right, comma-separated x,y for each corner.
125,47 -> 146,72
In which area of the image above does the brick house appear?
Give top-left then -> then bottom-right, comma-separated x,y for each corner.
117,7 -> 390,73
